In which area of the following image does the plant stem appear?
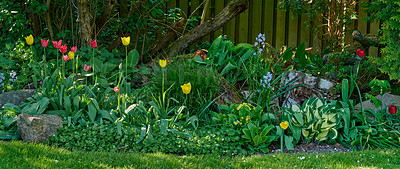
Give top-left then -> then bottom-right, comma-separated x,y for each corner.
162,68 -> 165,109
125,46 -> 128,78
92,48 -> 95,84
43,48 -> 47,77
281,135 -> 284,153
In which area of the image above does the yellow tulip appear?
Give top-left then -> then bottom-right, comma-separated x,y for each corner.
25,34 -> 34,45
181,82 -> 191,94
121,36 -> 130,46
280,121 -> 289,130
159,59 -> 166,68
68,51 -> 75,59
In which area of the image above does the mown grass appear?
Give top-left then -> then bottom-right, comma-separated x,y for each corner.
0,141 -> 399,169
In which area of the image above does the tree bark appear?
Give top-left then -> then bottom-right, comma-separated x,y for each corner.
352,30 -> 384,50
77,0 -> 92,46
164,0 -> 248,57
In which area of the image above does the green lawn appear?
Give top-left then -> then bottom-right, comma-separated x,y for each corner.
1,141 -> 399,169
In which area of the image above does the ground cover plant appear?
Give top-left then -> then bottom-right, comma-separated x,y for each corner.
1,0 -> 400,168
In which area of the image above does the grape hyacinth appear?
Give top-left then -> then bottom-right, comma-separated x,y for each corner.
0,71 -> 17,93
260,72 -> 272,88
254,33 -> 266,55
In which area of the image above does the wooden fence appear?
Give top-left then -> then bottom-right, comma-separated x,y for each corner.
165,0 -> 380,56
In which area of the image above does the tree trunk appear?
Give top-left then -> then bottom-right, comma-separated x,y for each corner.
45,0 -> 54,40
164,0 -> 249,57
77,0 -> 92,46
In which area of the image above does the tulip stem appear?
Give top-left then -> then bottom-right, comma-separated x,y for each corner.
43,48 -> 47,77
92,48 -> 95,84
56,52 -> 59,72
125,46 -> 128,78
162,68 -> 165,109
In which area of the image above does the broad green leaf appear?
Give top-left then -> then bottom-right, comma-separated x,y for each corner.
161,119 -> 168,134
342,79 -> 349,102
220,62 -> 237,76
281,47 -> 294,63
46,110 -> 66,116
253,135 -> 263,147
284,135 -> 295,150
127,49 -> 139,67
37,97 -> 50,114
116,120 -> 122,135
88,102 -> 97,122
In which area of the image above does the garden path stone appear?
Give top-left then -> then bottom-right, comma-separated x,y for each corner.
355,93 -> 400,112
0,90 -> 36,109
17,113 -> 63,143
280,71 -> 337,108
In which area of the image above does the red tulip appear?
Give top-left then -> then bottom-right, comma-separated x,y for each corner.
52,40 -> 62,49
357,49 -> 365,58
60,45 -> 68,54
90,40 -> 97,48
71,46 -> 77,53
389,104 -> 397,114
41,39 -> 49,48
84,64 -> 91,71
62,55 -> 69,62
114,87 -> 119,93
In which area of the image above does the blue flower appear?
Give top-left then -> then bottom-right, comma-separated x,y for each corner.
260,72 -> 273,88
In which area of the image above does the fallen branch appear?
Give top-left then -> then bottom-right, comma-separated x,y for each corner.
164,0 -> 249,57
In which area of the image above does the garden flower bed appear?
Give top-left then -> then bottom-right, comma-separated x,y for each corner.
1,2 -> 399,167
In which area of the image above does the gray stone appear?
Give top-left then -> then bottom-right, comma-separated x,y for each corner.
355,93 -> 400,112
280,71 -> 338,108
17,113 -> 63,143
0,90 -> 36,109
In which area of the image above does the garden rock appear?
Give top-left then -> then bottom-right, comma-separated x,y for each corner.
0,90 -> 36,109
280,71 -> 337,108
17,113 -> 63,143
355,93 -> 400,112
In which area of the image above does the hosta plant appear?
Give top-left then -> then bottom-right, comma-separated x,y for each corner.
283,97 -> 339,142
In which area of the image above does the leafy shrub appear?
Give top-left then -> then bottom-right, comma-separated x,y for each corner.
365,0 -> 400,79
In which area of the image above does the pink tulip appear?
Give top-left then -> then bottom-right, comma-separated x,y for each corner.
114,87 -> 120,93
357,49 -> 365,58
84,64 -> 92,71
90,40 -> 97,48
52,40 -> 62,49
62,55 -> 69,62
41,39 -> 49,48
60,45 -> 68,54
71,46 -> 77,53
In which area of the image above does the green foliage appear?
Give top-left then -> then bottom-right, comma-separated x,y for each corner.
241,123 -> 275,154
211,103 -> 277,154
197,35 -> 256,83
48,122 -> 247,155
365,0 -> 400,79
48,122 -> 142,152
149,58 -> 220,124
283,98 -> 339,143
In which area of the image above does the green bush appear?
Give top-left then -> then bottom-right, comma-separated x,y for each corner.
365,0 -> 400,79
